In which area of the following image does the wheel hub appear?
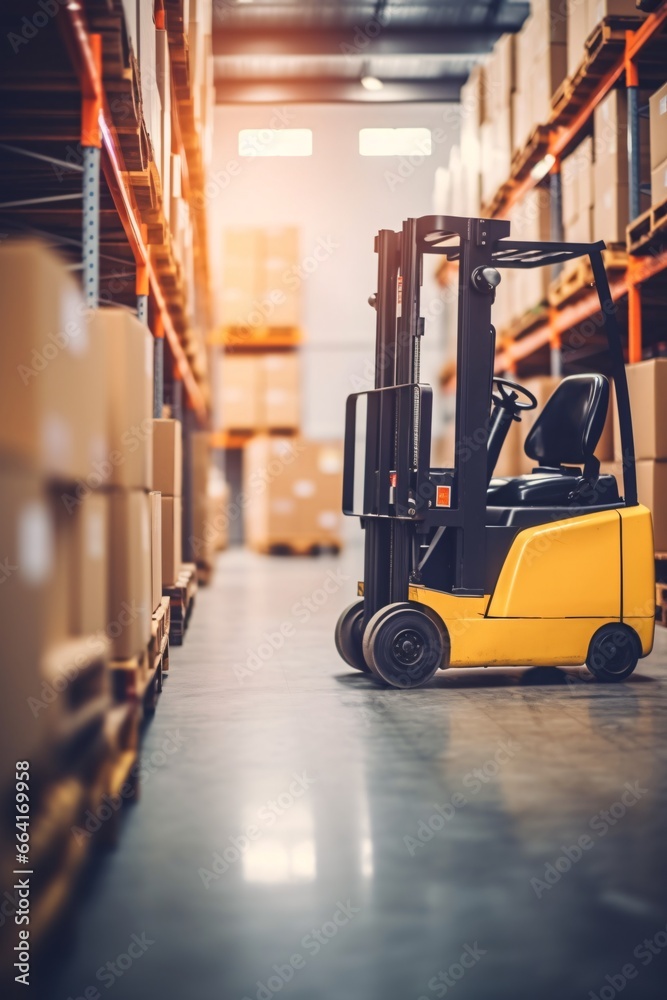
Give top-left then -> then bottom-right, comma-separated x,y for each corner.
393,629 -> 423,665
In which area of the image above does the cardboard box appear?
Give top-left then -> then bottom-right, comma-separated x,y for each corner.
218,355 -> 260,430
107,489 -> 152,660
153,419 -> 183,496
613,359 -> 667,460
243,437 -> 343,550
649,82 -> 667,171
260,354 -> 300,429
0,240 -> 108,481
635,460 -> 667,550
150,491 -> 162,612
161,495 -> 182,586
651,157 -> 667,208
70,490 -> 108,636
89,309 -> 153,489
568,0 -> 591,77
0,467 -> 111,796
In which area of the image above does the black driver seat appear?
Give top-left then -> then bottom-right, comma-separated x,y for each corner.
487,373 -> 621,507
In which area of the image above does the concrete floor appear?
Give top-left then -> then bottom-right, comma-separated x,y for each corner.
48,546 -> 667,1000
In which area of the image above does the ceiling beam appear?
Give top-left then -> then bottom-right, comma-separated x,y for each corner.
215,77 -> 467,104
212,27 -> 519,58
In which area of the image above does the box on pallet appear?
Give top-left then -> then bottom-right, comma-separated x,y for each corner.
650,82 -> 667,172
613,359 -> 667,461
0,466 -> 111,796
221,228 -> 300,328
150,491 -> 163,613
593,89 -> 651,243
162,496 -> 183,586
635,460 -> 667,551
70,491 -> 109,636
243,437 -> 343,551
107,489 -> 152,660
217,353 -> 300,431
562,136 -> 595,242
88,309 -> 154,490
153,418 -> 183,496
0,241 -> 108,481
217,355 -> 260,430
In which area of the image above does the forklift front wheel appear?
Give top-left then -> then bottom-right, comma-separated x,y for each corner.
585,623 -> 641,683
335,600 -> 370,673
363,603 -> 448,689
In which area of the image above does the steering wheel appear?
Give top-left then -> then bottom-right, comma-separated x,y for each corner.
491,376 -> 538,420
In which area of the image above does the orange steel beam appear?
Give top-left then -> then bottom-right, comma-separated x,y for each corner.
59,4 -> 207,425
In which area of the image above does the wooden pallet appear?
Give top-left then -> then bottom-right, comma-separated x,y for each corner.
110,642 -> 163,711
164,562 -> 198,645
252,540 -> 343,557
498,301 -> 550,343
627,196 -> 667,256
548,245 -> 627,308
656,583 -> 667,627
549,16 -> 645,126
212,326 -> 302,348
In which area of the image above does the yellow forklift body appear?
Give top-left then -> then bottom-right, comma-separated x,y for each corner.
409,506 -> 655,668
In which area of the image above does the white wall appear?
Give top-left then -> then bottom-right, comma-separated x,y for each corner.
209,102 -> 459,439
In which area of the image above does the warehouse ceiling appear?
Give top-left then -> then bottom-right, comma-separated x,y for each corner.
213,0 -> 530,103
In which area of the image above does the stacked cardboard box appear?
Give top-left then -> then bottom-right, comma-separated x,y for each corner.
458,64 -> 484,216
562,136 -> 595,243
513,2 -> 567,157
0,239 -> 112,811
221,227 -> 301,329
243,438 -> 343,552
217,353 -> 301,432
153,418 -> 183,588
88,309 -> 154,663
480,34 -> 515,206
593,89 -> 651,242
650,82 -> 667,207
614,360 -> 667,549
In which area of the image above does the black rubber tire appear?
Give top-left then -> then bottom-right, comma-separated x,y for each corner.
335,600 -> 370,672
585,623 -> 641,682
364,603 -> 448,688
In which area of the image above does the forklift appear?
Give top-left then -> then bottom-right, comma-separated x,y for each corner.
335,215 -> 655,688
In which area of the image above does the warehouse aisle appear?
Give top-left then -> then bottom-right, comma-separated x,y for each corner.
49,548 -> 667,1000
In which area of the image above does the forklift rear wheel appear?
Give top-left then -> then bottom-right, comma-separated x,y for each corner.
585,624 -> 641,682
363,603 -> 448,688
335,600 -> 370,672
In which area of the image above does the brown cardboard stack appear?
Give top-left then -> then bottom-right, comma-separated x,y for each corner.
480,35 -> 514,206
513,3 -> 567,156
153,418 -> 183,588
493,185 -> 551,333
593,89 -> 650,243
649,82 -> 667,207
88,308 -> 154,661
613,360 -> 667,548
217,353 -> 301,432
0,241 -> 112,796
191,430 -> 212,568
562,136 -> 595,243
243,437 -> 343,552
221,227 -> 301,329
458,63 -> 484,216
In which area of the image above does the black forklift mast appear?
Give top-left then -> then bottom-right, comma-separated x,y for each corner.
349,215 -> 638,626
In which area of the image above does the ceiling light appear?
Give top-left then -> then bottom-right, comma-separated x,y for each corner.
361,75 -> 384,92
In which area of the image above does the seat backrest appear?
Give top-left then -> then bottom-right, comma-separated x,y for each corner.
524,374 -> 609,470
